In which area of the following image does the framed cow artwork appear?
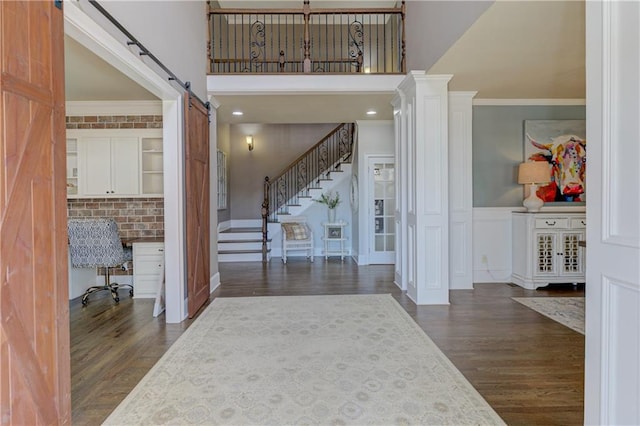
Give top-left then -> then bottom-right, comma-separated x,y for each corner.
523,120 -> 586,204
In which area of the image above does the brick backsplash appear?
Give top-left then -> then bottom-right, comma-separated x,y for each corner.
66,115 -> 162,129
67,197 -> 164,240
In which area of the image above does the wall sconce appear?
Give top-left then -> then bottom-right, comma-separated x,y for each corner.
246,135 -> 254,151
518,161 -> 551,212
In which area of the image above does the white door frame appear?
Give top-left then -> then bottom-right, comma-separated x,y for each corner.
64,2 -> 187,322
585,2 -> 640,424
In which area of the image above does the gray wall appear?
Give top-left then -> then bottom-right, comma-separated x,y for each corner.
473,105 -> 586,207
217,123 -> 231,224
406,0 -> 493,71
229,123 -> 339,220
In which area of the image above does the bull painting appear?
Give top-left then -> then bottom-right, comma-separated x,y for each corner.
526,134 -> 587,202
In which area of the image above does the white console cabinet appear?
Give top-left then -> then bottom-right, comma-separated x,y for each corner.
512,212 -> 586,289
132,241 -> 164,298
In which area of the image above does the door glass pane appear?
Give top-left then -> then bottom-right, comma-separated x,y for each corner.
386,235 -> 395,251
374,182 -> 385,198
375,235 -> 385,251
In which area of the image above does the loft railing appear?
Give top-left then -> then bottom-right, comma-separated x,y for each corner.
208,1 -> 405,74
261,123 -> 355,260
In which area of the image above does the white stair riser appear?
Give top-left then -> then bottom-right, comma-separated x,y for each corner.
219,252 -> 268,262
218,232 -> 263,241
218,241 -> 265,251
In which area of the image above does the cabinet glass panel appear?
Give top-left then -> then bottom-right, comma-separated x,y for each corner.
66,138 -> 78,195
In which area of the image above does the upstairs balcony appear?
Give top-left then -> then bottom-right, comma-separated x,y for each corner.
208,1 -> 405,74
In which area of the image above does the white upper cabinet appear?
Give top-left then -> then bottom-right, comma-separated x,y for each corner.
67,129 -> 163,198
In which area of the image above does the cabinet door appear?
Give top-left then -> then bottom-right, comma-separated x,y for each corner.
111,137 -> 140,195
560,231 -> 585,276
81,137 -> 112,195
533,231 -> 558,277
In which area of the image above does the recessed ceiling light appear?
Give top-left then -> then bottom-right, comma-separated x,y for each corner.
232,111 -> 243,116
366,110 -> 377,115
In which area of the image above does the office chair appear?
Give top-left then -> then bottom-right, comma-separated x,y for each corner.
68,218 -> 134,305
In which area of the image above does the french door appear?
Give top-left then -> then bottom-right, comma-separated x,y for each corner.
369,157 -> 395,264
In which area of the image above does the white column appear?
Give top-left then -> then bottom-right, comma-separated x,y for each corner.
397,71 -> 452,305
448,92 -> 476,290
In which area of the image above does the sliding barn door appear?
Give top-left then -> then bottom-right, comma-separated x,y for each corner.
184,93 -> 210,318
0,1 -> 71,423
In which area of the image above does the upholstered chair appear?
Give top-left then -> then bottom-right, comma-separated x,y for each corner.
68,218 -> 133,305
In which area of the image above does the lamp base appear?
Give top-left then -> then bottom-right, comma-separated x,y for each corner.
523,183 -> 544,212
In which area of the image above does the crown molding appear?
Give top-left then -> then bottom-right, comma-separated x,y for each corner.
473,98 -> 586,106
65,101 -> 162,116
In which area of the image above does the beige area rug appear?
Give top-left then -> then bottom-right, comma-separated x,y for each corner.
512,297 -> 585,335
104,294 -> 505,425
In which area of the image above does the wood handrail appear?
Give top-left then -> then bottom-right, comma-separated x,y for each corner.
209,7 -> 403,15
269,123 -> 351,185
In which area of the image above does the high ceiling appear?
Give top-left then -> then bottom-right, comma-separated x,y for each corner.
64,0 -> 585,122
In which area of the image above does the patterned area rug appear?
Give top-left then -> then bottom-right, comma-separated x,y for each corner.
512,297 -> 585,334
105,294 -> 505,425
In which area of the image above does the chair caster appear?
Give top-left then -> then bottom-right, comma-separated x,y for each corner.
129,289 -> 134,297
82,298 -> 88,306
114,296 -> 120,303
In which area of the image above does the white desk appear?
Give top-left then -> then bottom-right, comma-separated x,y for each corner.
322,221 -> 348,260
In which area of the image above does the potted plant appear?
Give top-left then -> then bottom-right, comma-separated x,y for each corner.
315,191 -> 341,222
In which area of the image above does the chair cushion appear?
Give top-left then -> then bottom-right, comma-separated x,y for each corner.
282,223 -> 309,240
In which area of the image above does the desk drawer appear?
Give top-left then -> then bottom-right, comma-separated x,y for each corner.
570,217 -> 587,229
133,243 -> 164,256
535,218 -> 569,229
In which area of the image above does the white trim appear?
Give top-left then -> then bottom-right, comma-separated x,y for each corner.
66,101 -> 162,116
473,98 -> 586,106
64,1 -> 187,323
210,272 -> 221,293
208,74 -> 405,95
217,220 -> 231,232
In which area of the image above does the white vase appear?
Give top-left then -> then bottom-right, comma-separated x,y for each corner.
328,208 -> 336,223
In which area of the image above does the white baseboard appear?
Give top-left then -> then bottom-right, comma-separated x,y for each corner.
210,272 -> 221,293
473,269 -> 512,283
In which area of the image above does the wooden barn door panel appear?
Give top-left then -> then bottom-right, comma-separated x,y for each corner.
0,1 -> 71,424
184,93 -> 210,318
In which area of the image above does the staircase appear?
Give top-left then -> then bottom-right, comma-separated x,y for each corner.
218,226 -> 270,262
218,123 -> 355,262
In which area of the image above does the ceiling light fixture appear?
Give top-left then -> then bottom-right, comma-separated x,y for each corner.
366,110 -> 377,116
232,111 -> 243,116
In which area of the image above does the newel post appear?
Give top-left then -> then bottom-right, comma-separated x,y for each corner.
262,176 -> 270,262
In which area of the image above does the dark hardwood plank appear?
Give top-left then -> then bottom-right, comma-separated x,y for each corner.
70,259 -> 584,425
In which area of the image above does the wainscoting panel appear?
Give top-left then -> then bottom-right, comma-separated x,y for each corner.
473,207 -> 516,283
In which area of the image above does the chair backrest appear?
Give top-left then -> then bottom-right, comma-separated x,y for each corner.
68,218 -> 126,268
280,216 -> 312,241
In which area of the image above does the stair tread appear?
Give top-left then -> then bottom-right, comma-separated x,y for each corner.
218,239 -> 271,243
219,249 -> 272,254
220,227 -> 262,233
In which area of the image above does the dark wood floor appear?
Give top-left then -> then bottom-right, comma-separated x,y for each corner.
70,258 -> 584,425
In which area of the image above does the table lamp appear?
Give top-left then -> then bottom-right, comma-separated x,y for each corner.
518,161 -> 551,212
